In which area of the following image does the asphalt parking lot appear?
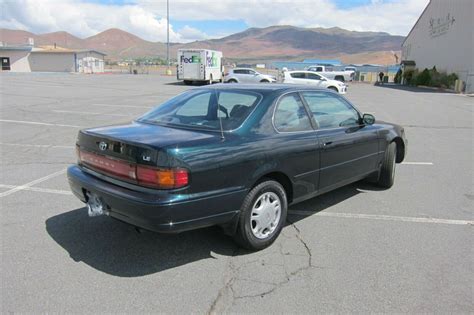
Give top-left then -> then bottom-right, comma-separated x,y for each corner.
1,73 -> 473,313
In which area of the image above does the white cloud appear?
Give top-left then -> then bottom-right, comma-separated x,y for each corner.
0,0 -> 429,43
0,0 -> 182,42
178,26 -> 209,42
139,0 -> 429,36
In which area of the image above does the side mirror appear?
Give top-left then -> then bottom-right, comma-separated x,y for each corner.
362,113 -> 375,125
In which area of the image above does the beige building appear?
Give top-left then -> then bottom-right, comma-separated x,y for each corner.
0,44 -> 105,73
401,0 -> 474,93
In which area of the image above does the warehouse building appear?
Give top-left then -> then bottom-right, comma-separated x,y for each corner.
0,43 -> 105,73
401,0 -> 473,93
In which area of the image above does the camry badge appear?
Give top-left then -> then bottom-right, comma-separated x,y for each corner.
98,141 -> 108,151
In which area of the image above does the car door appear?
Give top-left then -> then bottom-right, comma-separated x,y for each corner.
288,72 -> 307,84
245,69 -> 257,83
301,91 -> 380,192
305,72 -> 325,88
232,69 -> 245,82
273,92 -> 320,201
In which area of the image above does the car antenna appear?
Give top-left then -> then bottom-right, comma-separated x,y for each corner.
215,86 -> 225,141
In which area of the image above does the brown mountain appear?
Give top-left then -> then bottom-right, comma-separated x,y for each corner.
84,28 -> 167,57
0,26 -> 403,64
182,26 -> 403,61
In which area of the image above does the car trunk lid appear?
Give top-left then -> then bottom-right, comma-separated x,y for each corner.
76,121 -> 220,188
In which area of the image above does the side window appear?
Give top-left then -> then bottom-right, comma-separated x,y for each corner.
247,70 -> 255,75
306,73 -> 321,80
176,92 -> 211,117
217,91 -> 258,119
274,94 -> 313,132
301,92 -> 360,129
290,72 -> 305,79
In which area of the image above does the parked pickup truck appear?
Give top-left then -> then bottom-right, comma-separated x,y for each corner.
305,65 -> 355,82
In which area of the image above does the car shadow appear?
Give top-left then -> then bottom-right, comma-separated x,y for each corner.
373,83 -> 455,94
287,181 -> 382,221
165,81 -> 213,86
164,81 -> 187,86
45,181 -> 381,277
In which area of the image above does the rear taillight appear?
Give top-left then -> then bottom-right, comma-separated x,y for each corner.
78,149 -> 188,189
136,166 -> 188,189
224,72 -> 229,76
79,150 -> 136,181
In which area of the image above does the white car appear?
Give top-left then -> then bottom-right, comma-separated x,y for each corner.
283,70 -> 347,94
224,68 -> 276,83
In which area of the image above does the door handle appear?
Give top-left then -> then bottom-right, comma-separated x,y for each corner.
323,141 -> 333,147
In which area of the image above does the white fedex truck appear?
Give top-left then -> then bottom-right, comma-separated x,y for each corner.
177,49 -> 223,85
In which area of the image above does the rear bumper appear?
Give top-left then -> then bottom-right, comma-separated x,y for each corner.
67,165 -> 246,233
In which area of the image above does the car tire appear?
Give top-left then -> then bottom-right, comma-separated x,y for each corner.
260,79 -> 270,83
377,142 -> 397,188
328,86 -> 338,92
227,79 -> 237,83
233,180 -> 287,250
183,80 -> 192,85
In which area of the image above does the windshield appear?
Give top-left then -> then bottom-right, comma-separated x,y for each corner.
137,89 -> 262,131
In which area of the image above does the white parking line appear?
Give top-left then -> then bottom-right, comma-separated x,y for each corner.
0,143 -> 75,149
0,184 -> 72,195
53,110 -> 131,117
288,210 -> 473,225
402,162 -> 434,165
0,119 -> 81,128
0,169 -> 67,198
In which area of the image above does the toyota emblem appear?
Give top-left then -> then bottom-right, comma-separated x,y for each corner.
98,141 -> 108,151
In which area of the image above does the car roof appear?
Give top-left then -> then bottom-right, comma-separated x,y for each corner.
193,83 -> 333,94
285,70 -> 330,79
287,70 -> 318,73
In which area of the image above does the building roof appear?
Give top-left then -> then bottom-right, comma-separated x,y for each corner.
31,45 -> 76,53
75,49 -> 107,56
302,59 -> 342,66
0,45 -> 33,51
30,45 -> 106,56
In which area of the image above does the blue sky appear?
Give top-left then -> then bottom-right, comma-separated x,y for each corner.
89,0 -> 390,8
1,0 -> 428,42
87,0 -> 397,37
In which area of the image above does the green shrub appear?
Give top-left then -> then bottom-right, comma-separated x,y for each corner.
441,72 -> 458,88
402,66 -> 459,89
403,69 -> 416,85
430,66 -> 441,87
416,68 -> 432,86
394,69 -> 402,84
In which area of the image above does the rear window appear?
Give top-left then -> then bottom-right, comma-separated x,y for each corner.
138,89 -> 261,131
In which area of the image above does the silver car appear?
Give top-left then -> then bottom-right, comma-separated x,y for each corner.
224,68 -> 276,83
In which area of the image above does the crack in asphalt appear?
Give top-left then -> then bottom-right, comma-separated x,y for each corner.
207,248 -> 238,315
233,221 -> 317,301
289,220 -> 313,268
208,222 -> 320,312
